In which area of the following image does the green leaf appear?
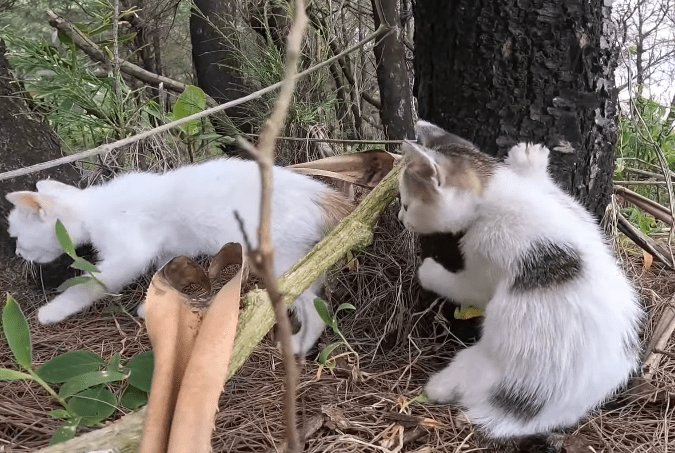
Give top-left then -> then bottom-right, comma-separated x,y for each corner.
334,303 -> 356,316
126,351 -> 154,392
121,385 -> 148,410
54,220 -> 76,257
68,386 -> 117,425
313,298 -> 336,329
0,368 -> 33,381
318,342 -> 343,365
36,351 -> 104,384
49,409 -> 71,419
173,85 -> 206,136
57,276 -> 95,292
71,257 -> 100,274
107,354 -> 122,372
2,296 -> 32,370
49,418 -> 81,445
59,370 -> 126,400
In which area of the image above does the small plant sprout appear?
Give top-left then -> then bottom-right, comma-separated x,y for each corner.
313,298 -> 360,377
0,295 -> 154,445
54,219 -> 107,291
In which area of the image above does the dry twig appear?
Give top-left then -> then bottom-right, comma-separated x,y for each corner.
237,1 -> 309,451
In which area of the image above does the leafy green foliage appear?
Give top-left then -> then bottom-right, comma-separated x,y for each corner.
616,96 -> 675,234
1,295 -> 154,445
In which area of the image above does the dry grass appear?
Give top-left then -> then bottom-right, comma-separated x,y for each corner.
2,206 -> 675,452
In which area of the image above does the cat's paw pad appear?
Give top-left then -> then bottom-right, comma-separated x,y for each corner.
37,302 -> 69,324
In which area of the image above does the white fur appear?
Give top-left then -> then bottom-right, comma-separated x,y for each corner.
400,138 -> 643,438
6,158 -> 339,355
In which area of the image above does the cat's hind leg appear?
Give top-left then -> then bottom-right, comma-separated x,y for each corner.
291,284 -> 326,356
425,342 -> 500,404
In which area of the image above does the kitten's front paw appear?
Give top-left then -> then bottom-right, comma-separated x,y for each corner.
425,368 -> 463,403
506,143 -> 550,177
37,300 -> 71,324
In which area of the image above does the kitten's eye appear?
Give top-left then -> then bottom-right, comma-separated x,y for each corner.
402,204 -> 408,211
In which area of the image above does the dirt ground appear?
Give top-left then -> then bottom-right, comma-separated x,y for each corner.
1,208 -> 674,452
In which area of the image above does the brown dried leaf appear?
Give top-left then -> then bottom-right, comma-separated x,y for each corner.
288,150 -> 401,188
644,251 -> 654,271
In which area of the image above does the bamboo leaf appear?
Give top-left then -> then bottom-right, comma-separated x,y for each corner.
317,342 -> 343,365
125,351 -> 154,393
59,370 -> 126,400
0,368 -> 33,381
54,220 -> 76,257
36,351 -> 104,384
68,387 -> 117,426
2,296 -> 32,370
71,257 -> 101,274
49,418 -> 81,445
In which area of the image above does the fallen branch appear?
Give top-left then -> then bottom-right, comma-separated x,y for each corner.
616,214 -> 674,269
614,185 -> 673,225
0,25 -> 389,182
33,164 -> 401,453
643,293 -> 675,380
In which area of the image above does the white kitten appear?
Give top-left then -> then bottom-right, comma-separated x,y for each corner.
6,158 -> 352,355
399,121 -> 643,438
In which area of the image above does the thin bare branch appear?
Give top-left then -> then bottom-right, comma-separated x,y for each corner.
242,1 -> 309,451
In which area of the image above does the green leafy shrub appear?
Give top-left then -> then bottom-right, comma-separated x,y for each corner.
0,295 -> 154,445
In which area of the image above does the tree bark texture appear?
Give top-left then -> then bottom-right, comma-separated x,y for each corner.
371,0 -> 414,144
414,0 -> 618,218
190,0 -> 252,140
0,40 -> 86,288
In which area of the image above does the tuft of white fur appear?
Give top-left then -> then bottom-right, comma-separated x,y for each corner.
400,138 -> 643,438
6,158 -> 344,355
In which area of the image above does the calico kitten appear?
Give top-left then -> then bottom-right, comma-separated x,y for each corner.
399,120 -> 643,438
6,158 -> 353,355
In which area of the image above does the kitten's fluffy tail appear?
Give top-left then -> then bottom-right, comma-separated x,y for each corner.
315,189 -> 354,233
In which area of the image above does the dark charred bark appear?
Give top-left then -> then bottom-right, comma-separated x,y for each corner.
0,40 -> 92,289
371,0 -> 414,145
190,0 -> 252,152
414,0 -> 618,219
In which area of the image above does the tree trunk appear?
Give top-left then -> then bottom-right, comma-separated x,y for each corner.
371,0 -> 414,145
190,0 -> 252,148
0,40 -> 88,289
414,0 -> 618,219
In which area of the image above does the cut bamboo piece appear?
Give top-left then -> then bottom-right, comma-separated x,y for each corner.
166,244 -> 245,453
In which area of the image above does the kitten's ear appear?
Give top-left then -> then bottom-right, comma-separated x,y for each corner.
401,140 -> 443,188
6,191 -> 54,218
415,120 -> 476,149
36,180 -> 78,194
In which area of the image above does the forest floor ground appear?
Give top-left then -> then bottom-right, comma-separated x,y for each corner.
1,207 -> 674,453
